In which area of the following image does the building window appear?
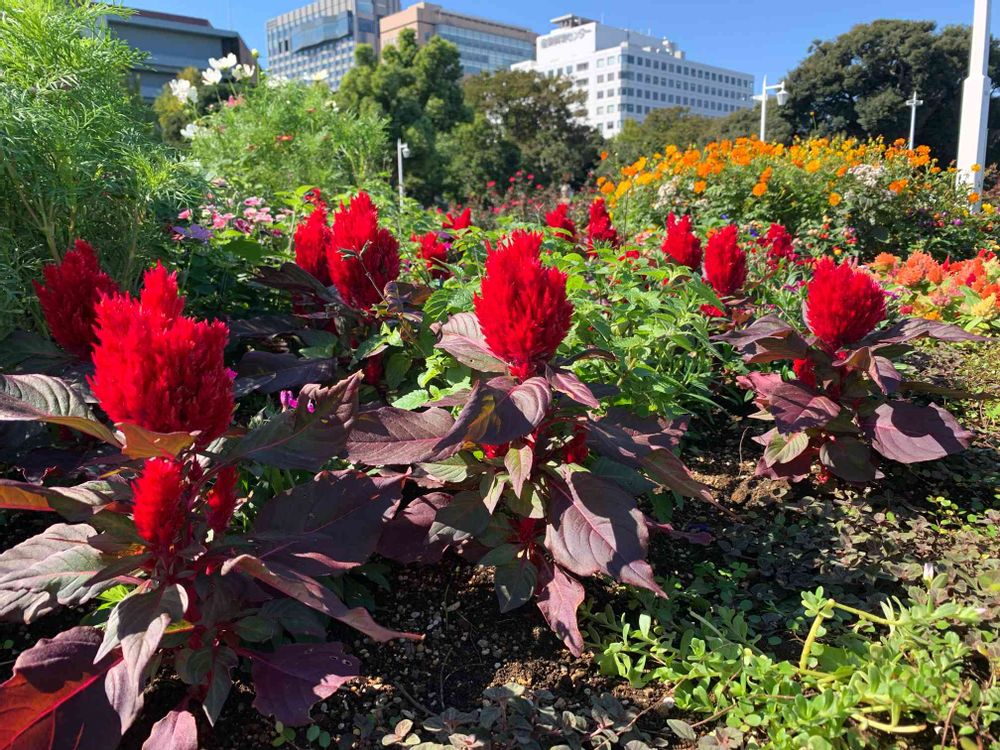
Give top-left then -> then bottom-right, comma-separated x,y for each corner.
597,74 -> 604,83
576,62 -> 588,71
596,106 -> 604,114
596,90 -> 604,99
606,72 -> 615,81
597,58 -> 605,68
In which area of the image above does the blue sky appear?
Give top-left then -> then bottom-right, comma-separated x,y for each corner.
144,0 -> 997,79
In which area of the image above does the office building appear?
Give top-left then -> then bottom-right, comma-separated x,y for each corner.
267,0 -> 400,89
102,9 -> 253,101
379,2 -> 536,75
512,15 -> 754,135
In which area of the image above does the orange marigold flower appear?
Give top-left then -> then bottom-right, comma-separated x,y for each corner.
693,180 -> 707,194
752,182 -> 768,197
828,192 -> 842,206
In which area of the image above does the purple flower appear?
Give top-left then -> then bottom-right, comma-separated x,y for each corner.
171,224 -> 213,243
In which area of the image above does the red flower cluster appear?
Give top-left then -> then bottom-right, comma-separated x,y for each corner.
792,357 -> 817,388
413,231 -> 450,280
205,466 -> 239,533
586,198 -> 621,253
132,458 -> 186,551
563,425 -> 589,464
805,257 -> 886,351
293,200 -> 332,285
474,230 -> 574,379
327,192 -> 400,310
33,240 -> 120,359
762,224 -> 798,269
703,225 -> 747,297
442,207 -> 472,232
89,263 -> 234,444
545,203 -> 578,243
661,213 -> 702,270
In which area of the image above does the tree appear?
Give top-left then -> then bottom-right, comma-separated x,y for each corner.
462,70 -> 602,191
611,107 -> 715,164
337,30 -> 468,204
439,113 -> 520,200
709,102 -> 794,144
782,20 -> 1000,163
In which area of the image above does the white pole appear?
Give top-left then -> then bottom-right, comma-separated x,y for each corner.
906,91 -> 923,150
956,0 -> 992,196
396,138 -> 404,208
759,74 -> 768,141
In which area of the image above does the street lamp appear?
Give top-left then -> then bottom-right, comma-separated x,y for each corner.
396,138 -> 410,208
754,75 -> 789,142
905,90 -> 924,150
956,0 -> 992,201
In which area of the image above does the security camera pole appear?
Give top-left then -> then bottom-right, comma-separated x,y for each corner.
755,75 -> 790,141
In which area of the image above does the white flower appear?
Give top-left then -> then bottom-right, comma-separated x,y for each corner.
201,67 -> 223,86
209,52 -> 238,71
265,75 -> 288,89
922,562 -> 935,583
169,78 -> 198,104
232,64 -> 255,81
180,123 -> 204,139
308,69 -> 329,82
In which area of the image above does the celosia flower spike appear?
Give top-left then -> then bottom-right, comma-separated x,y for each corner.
326,192 -> 400,310
545,203 -> 578,244
703,225 -> 747,297
473,230 -> 574,379
33,240 -> 120,359
442,208 -> 472,232
413,231 -> 450,280
293,200 -> 332,285
205,466 -> 239,533
132,458 -> 186,551
805,257 -> 886,351
89,263 -> 234,445
586,198 -> 621,253
661,213 -> 702,270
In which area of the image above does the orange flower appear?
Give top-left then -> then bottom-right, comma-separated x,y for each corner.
751,182 -> 767,197
888,179 -> 908,194
600,150 -> 608,160
828,192 -> 842,206
600,180 -> 615,195
805,159 -> 821,173
693,180 -> 707,194
968,192 -> 981,204
871,252 -> 899,270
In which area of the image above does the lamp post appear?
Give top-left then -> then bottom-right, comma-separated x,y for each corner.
396,138 -> 410,209
905,91 -> 923,150
956,0 -> 992,199
754,75 -> 790,141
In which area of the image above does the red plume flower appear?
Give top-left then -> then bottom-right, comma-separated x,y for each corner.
473,230 -> 574,379
205,466 -> 239,534
545,203 -> 578,243
703,225 -> 747,297
32,240 -> 120,359
586,198 -> 621,253
132,458 -> 186,551
442,208 -> 472,232
792,357 -> 817,388
763,223 -> 797,268
326,192 -> 400,310
661,213 -> 702,270
563,425 -> 589,464
89,263 -> 234,444
293,200 -> 332,285
805,257 -> 886,351
413,231 -> 450,280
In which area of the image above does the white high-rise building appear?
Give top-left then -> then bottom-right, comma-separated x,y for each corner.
512,15 -> 754,135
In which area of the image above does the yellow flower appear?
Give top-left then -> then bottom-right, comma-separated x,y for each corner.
969,294 -> 997,319
693,180 -> 707,194
971,163 -> 982,173
752,182 -> 767,197
828,192 -> 842,206
983,202 -> 995,216
805,159 -> 821,173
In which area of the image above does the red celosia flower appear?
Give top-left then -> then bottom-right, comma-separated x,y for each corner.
661,213 -> 702,270
763,224 -> 797,268
205,466 -> 239,533
792,358 -> 817,388
293,201 -> 332,285
327,192 -> 400,310
482,442 -> 510,459
700,304 -> 727,318
805,257 -> 886,351
473,230 -> 574,379
586,198 -> 621,253
545,203 -> 578,243
703,225 -> 747,297
33,240 -> 120,359
442,208 -> 472,232
563,425 -> 589,464
413,231 -> 450,279
89,263 -> 234,444
362,353 -> 384,385
132,458 -> 186,551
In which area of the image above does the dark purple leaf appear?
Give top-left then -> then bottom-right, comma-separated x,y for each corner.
546,368 -> 599,408
428,491 -> 492,543
0,524 -> 113,623
862,402 -> 973,463
0,627 -> 140,750
762,379 -> 841,434
142,708 -> 198,750
715,315 -> 808,362
254,263 -> 338,303
250,471 -> 401,576
0,331 -> 75,374
227,314 -> 303,344
376,493 -> 452,564
0,374 -> 119,446
346,406 -> 456,465
235,352 -> 336,395
863,318 -> 990,347
818,437 -> 877,482
587,409 -> 688,467
249,642 -> 360,726
641,449 -> 716,506
493,557 -> 538,613
436,313 -> 507,372
222,555 -> 420,642
535,560 -> 586,656
544,470 -> 665,597
835,347 -> 902,395
433,377 -> 551,453
228,375 -> 359,470
644,516 -> 712,545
